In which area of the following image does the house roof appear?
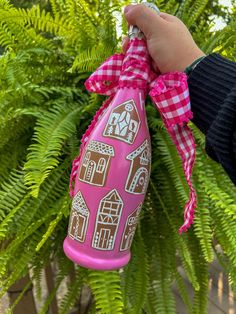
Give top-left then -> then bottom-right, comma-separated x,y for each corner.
101,189 -> 123,204
112,99 -> 137,114
128,203 -> 142,218
72,191 -> 89,215
87,140 -> 115,156
126,139 -> 151,160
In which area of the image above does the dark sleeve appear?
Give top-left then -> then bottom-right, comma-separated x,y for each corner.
188,53 -> 236,185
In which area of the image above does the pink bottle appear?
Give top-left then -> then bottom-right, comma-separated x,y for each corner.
63,87 -> 151,270
63,3 -> 161,270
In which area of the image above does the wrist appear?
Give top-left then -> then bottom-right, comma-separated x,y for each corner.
182,49 -> 206,73
184,55 -> 206,75
160,50 -> 206,73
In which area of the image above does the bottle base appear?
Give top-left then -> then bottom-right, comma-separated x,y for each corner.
63,237 -> 131,271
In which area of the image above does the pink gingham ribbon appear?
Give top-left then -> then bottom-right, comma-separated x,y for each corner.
70,38 -> 197,234
85,38 -> 154,94
149,73 -> 197,233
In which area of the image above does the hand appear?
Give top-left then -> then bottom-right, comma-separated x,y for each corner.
124,4 -> 205,73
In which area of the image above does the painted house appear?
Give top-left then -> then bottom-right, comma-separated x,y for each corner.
120,203 -> 142,251
68,191 -> 90,243
92,189 -> 123,250
79,140 -> 114,186
103,99 -> 140,144
125,139 -> 151,194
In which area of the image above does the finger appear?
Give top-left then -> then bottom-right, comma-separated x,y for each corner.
122,36 -> 129,53
159,12 -> 177,22
124,4 -> 167,39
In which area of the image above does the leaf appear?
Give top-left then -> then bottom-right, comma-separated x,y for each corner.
24,101 -> 83,197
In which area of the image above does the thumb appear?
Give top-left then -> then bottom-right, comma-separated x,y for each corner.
124,4 -> 166,39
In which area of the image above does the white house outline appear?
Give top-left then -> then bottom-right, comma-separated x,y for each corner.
125,139 -> 151,195
69,191 -> 90,242
103,99 -> 141,145
79,140 -> 115,187
92,189 -> 124,251
129,167 -> 149,194
120,203 -> 142,251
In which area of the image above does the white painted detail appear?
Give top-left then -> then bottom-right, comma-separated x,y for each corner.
125,139 -> 151,195
103,99 -> 140,144
79,140 -> 114,187
68,191 -> 90,243
120,203 -> 142,251
92,189 -> 123,250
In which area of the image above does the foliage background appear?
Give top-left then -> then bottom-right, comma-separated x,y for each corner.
0,0 -> 235,313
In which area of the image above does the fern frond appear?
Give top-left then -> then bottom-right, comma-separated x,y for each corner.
176,0 -> 193,20
185,0 -> 209,28
148,178 -> 199,291
0,160 -> 70,274
36,194 -> 70,251
162,0 -> 179,15
32,266 -> 43,301
39,262 -> 76,314
24,101 -> 84,197
155,129 -> 189,205
71,45 -> 115,73
88,270 -> 124,313
193,204 -> 213,262
0,170 -> 27,222
193,155 -> 214,262
203,21 -> 236,55
0,234 -> 42,295
141,185 -> 176,313
49,0 -> 62,17
0,0 -> 13,10
0,6 -> 71,36
0,22 -> 15,48
173,270 -> 192,313
0,132 -> 30,182
58,266 -> 86,314
189,236 -> 209,314
5,279 -> 32,314
122,226 -> 149,313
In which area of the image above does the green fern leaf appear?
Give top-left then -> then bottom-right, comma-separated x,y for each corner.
24,101 -> 84,197
88,270 -> 124,313
122,226 -> 149,313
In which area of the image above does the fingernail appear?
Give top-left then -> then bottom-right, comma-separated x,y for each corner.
124,5 -> 133,15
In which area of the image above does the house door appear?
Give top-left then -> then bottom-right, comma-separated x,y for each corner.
126,231 -> 135,250
85,160 -> 96,182
130,167 -> 148,194
98,228 -> 111,249
77,215 -> 86,241
69,212 -> 78,238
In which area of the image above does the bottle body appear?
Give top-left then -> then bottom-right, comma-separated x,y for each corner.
63,88 -> 151,270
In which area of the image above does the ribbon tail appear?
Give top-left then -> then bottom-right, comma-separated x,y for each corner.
69,96 -> 114,197
149,72 -> 197,233
167,125 -> 197,233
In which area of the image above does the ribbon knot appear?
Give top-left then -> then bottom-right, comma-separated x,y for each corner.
71,38 -> 197,234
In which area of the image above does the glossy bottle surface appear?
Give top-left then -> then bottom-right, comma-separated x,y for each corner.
63,87 -> 151,270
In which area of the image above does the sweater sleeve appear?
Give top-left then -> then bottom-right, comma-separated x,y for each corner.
187,53 -> 236,185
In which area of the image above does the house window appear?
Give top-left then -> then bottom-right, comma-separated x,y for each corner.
128,217 -> 135,225
97,158 -> 106,173
83,152 -> 91,167
140,149 -> 148,165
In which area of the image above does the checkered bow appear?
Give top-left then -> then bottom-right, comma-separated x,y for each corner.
70,38 -> 197,234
